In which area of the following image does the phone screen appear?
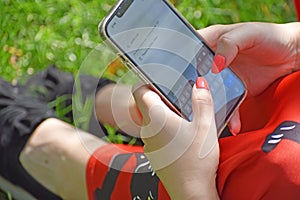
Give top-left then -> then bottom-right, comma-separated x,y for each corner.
102,0 -> 245,133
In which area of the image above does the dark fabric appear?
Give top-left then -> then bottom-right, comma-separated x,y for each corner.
0,78 -> 60,200
25,65 -> 114,124
25,65 -> 114,137
25,65 -> 143,144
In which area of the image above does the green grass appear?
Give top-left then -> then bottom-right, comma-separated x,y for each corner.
0,0 -> 297,198
0,188 -> 13,200
1,0 -> 296,84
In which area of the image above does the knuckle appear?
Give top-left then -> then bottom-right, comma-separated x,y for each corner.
194,91 -> 213,106
219,35 -> 234,47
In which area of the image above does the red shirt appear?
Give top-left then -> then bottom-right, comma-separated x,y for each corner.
87,71 -> 300,199
218,71 -> 300,199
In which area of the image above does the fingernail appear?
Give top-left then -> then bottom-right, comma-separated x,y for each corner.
196,77 -> 209,90
228,122 -> 241,136
212,54 -> 226,74
228,125 -> 238,136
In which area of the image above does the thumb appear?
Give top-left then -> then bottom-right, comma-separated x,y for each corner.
132,83 -> 166,125
192,77 -> 218,158
192,77 -> 214,128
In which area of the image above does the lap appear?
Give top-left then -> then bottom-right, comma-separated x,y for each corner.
218,71 -> 300,199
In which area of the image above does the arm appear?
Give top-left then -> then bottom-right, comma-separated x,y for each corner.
95,83 -> 142,137
133,77 -> 220,200
291,23 -> 300,71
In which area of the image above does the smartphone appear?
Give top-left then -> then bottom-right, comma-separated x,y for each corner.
99,0 -> 246,135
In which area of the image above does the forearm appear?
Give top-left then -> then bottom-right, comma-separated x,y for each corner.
157,167 -> 219,200
286,22 -> 300,71
185,179 -> 219,200
95,83 -> 142,136
169,178 -> 219,200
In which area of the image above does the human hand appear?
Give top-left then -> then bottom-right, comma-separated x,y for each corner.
133,77 -> 219,200
198,22 -> 300,133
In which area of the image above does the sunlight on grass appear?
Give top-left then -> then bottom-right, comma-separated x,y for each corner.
1,0 -> 296,83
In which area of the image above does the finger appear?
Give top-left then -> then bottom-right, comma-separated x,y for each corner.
132,84 -> 182,144
212,23 -> 264,73
192,77 -> 214,129
192,77 -> 218,158
228,110 -> 241,136
132,84 -> 164,124
197,23 -> 242,51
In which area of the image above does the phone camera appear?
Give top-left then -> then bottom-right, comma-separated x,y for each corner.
116,0 -> 133,17
117,11 -> 122,17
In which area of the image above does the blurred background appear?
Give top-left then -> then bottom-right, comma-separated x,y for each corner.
1,0 -> 297,84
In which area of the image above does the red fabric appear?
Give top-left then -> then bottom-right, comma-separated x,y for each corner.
218,71 -> 300,199
295,0 -> 300,21
86,144 -> 170,200
86,71 -> 300,200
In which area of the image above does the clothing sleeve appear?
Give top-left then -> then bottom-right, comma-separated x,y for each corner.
85,144 -> 170,200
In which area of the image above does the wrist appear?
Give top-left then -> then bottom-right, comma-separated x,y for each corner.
186,178 -> 219,200
176,176 -> 219,200
159,169 -> 219,200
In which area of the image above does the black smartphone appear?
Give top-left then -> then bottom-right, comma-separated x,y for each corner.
99,0 -> 246,135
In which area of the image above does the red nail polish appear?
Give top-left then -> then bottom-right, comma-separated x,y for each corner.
196,77 -> 209,90
212,54 -> 226,74
228,125 -> 238,136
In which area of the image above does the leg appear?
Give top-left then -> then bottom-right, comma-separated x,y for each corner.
20,118 -> 170,200
16,68 -> 162,199
2,66 -> 166,199
0,70 -> 105,199
20,118 -> 107,200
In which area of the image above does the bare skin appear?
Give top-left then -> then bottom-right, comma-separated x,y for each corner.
20,118 -> 102,200
133,80 -> 220,200
95,83 -> 142,137
18,22 -> 300,200
20,83 -> 140,200
20,80 -> 220,200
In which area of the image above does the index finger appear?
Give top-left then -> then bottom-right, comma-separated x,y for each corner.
132,84 -> 168,124
197,23 -> 243,50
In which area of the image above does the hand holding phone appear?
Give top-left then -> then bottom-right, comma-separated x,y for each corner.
99,0 -> 246,135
